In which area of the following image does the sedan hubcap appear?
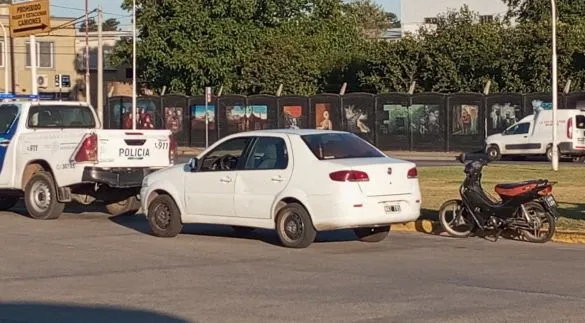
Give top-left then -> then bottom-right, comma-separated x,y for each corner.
283,213 -> 304,241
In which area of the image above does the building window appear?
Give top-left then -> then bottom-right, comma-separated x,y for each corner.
424,17 -> 438,24
480,15 -> 494,23
25,41 -> 54,68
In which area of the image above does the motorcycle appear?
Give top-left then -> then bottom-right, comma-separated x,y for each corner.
438,153 -> 559,243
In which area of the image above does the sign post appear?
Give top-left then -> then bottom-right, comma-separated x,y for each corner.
205,87 -> 211,148
9,0 -> 50,100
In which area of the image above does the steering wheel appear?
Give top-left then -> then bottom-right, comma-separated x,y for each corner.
218,154 -> 237,170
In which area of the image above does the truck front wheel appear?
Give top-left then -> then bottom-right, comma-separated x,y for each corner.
105,196 -> 141,217
486,145 -> 501,161
24,172 -> 65,220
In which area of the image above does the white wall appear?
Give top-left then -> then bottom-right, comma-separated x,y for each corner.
401,0 -> 509,35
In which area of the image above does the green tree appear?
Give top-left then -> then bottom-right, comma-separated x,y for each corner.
503,0 -> 585,24
343,0 -> 400,38
79,17 -> 121,32
113,0 -> 365,95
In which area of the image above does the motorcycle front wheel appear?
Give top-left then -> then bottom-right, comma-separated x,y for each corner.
439,199 -> 476,238
520,202 -> 556,243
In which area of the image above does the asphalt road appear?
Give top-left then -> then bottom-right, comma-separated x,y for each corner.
1,206 -> 585,322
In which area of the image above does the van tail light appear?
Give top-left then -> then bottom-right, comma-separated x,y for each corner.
407,167 -> 418,178
567,118 -> 573,139
73,133 -> 98,163
329,170 -> 369,182
169,134 -> 177,164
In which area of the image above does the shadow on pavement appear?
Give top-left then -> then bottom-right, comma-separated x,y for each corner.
109,214 -> 362,247
0,302 -> 189,323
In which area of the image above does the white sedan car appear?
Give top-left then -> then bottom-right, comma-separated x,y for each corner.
140,129 -> 421,248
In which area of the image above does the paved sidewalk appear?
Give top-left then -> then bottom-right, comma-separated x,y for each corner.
177,146 -> 461,161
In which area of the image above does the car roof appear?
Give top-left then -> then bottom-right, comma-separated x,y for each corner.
0,101 -> 90,107
234,129 -> 349,137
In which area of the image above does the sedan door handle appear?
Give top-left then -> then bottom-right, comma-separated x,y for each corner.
220,176 -> 232,183
271,175 -> 285,182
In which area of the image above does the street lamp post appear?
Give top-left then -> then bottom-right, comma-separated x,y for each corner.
0,21 -> 8,95
551,0 -> 559,171
132,0 -> 137,130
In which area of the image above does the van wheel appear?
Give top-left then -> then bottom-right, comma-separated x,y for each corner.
24,172 -> 65,220
546,145 -> 557,162
276,203 -> 317,248
0,197 -> 19,211
486,145 -> 501,161
147,194 -> 183,238
354,225 -> 391,242
105,196 -> 141,217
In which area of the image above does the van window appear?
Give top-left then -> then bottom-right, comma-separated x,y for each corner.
28,105 -> 96,129
504,122 -> 530,135
576,115 -> 585,129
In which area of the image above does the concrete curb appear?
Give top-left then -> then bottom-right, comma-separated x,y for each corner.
390,219 -> 585,244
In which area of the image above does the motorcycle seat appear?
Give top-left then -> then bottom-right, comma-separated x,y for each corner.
494,179 -> 547,197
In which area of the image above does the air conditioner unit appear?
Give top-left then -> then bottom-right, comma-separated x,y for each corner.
37,74 -> 49,88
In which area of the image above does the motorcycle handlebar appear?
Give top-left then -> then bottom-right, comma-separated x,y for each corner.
457,153 -> 490,165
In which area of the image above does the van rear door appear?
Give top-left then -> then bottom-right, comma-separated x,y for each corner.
573,114 -> 585,149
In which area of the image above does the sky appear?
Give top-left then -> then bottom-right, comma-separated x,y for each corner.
50,0 -> 401,28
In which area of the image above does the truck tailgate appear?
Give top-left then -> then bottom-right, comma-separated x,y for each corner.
96,130 -> 173,168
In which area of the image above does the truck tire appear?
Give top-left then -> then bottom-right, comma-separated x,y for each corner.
0,197 -> 19,211
546,145 -> 557,162
105,196 -> 141,217
24,172 -> 65,220
147,194 -> 183,238
486,145 -> 501,161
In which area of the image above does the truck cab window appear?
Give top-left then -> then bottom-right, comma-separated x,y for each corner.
28,105 -> 96,129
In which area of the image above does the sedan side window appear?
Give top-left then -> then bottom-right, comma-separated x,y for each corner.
199,137 -> 252,172
244,137 -> 288,170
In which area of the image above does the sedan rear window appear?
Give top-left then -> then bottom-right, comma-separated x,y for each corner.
301,133 -> 384,160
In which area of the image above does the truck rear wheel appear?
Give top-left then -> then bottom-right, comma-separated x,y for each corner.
24,172 -> 65,220
105,196 -> 141,217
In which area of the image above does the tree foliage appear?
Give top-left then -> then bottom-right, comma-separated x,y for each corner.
112,0 -> 585,96
79,17 -> 121,32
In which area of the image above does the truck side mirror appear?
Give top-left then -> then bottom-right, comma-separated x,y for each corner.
188,158 -> 198,172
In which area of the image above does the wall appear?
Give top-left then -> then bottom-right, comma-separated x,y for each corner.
104,91 -> 584,152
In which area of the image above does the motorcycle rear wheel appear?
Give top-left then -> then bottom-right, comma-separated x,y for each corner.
520,202 -> 556,243
439,199 -> 475,238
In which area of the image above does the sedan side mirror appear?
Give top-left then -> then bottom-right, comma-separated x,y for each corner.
188,157 -> 198,172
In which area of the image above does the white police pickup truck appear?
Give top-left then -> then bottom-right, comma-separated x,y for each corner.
0,100 -> 176,220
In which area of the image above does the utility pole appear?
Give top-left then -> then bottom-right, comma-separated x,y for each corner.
97,5 -> 104,126
132,0 -> 137,130
85,0 -> 91,105
551,0 -> 559,171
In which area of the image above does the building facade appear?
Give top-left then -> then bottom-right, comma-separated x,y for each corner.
400,0 -> 510,36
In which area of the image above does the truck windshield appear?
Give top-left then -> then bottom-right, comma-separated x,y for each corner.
301,133 -> 383,160
0,104 -> 19,134
27,105 -> 96,129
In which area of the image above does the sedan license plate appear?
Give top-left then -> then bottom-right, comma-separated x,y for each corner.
544,195 -> 557,207
384,203 -> 401,215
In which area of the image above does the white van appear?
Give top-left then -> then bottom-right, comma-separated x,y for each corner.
485,109 -> 585,161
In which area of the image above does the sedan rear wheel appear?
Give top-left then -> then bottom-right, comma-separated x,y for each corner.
276,203 -> 316,248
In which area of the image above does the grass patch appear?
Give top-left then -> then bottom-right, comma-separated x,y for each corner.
419,165 -> 585,232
